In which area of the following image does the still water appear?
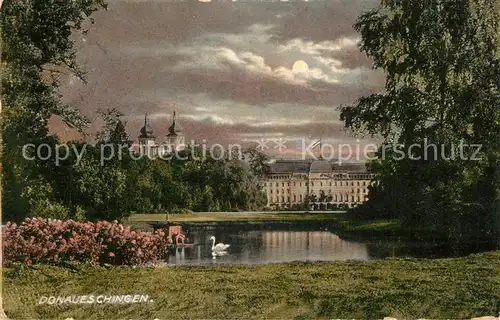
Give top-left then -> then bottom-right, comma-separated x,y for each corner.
169,228 -> 370,265
163,222 -> 495,265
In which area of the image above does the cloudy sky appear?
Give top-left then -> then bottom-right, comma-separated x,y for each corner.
54,0 -> 385,159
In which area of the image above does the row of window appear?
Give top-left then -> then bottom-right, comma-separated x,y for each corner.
344,174 -> 373,180
271,174 -> 373,180
269,188 -> 367,194
271,194 -> 368,203
267,181 -> 369,188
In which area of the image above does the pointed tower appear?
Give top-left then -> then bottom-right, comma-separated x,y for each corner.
138,113 -> 156,157
164,107 -> 185,153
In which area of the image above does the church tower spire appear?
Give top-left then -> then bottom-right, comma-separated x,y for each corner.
139,112 -> 154,139
138,112 -> 156,157
164,107 -> 185,153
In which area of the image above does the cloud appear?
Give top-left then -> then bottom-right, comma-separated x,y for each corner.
138,23 -> 382,105
278,37 -> 360,55
56,0 -> 384,155
169,44 -> 344,86
125,92 -> 344,128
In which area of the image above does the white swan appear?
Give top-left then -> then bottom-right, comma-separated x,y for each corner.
210,236 -> 230,252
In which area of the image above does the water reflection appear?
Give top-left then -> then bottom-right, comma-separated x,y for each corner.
168,229 -> 369,265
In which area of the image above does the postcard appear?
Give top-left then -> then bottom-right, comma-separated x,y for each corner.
1,0 -> 499,319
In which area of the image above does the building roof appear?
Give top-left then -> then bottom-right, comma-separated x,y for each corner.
269,159 -> 367,174
139,113 -> 155,139
269,160 -> 311,174
166,110 -> 184,137
309,160 -> 333,173
333,163 -> 366,172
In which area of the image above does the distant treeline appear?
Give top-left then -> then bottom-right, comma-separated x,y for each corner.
2,110 -> 269,223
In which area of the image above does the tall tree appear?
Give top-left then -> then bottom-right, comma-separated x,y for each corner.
95,108 -> 130,145
1,0 -> 107,221
341,0 -> 500,246
243,147 -> 271,179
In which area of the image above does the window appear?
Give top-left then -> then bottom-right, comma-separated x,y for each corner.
277,189 -> 279,194
357,181 -> 360,186
288,182 -> 290,187
300,182 -> 302,187
351,181 -> 354,186
330,182 -> 332,186
340,182 -> 342,186
363,181 -> 366,186
320,182 -> 323,187
281,196 -> 285,202
339,194 -> 343,202
293,194 -> 296,202
334,181 -> 337,186
270,189 -> 273,194
275,196 -> 279,202
357,189 -> 360,193
311,182 -> 314,186
293,182 -> 296,187
357,196 -> 360,202
287,196 -> 290,202
299,194 -> 303,202
276,182 -> 278,187
282,182 -> 284,187
351,196 -> 354,202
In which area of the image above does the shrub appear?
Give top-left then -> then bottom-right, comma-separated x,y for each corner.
23,179 -> 70,220
2,218 -> 168,266
28,200 -> 70,220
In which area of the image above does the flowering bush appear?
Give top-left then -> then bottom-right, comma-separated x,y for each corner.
2,218 -> 168,266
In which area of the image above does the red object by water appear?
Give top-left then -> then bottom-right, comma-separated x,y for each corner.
168,225 -> 186,246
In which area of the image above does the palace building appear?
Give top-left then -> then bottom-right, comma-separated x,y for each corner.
137,111 -> 374,208
264,159 -> 374,209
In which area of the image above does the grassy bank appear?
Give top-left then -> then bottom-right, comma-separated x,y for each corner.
125,211 -> 348,223
3,251 -> 500,319
125,212 -> 403,238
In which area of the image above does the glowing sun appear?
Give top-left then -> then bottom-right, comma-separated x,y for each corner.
292,60 -> 309,73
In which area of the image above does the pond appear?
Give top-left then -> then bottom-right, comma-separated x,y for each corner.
161,222 -> 496,266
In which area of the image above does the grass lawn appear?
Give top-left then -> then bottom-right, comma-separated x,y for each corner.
125,211 -> 349,223
3,251 -> 500,319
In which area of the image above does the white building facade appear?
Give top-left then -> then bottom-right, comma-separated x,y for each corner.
263,159 -> 374,209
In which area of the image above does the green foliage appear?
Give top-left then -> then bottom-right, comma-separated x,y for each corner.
340,0 -> 500,246
0,0 -> 269,221
23,179 -> 70,220
14,140 -> 268,221
242,147 -> 271,178
1,0 -> 108,222
71,147 -> 129,221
